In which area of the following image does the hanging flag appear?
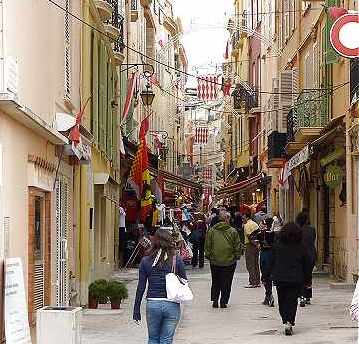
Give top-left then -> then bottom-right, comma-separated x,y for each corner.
195,127 -> 209,144
122,72 -> 137,120
224,40 -> 229,60
69,97 -> 91,145
223,79 -> 232,97
128,117 -> 150,199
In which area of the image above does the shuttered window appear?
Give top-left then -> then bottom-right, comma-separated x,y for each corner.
304,51 -> 314,89
92,32 -> 99,144
107,64 -> 113,158
99,41 -> 107,151
324,0 -> 339,64
64,0 -> 71,100
279,70 -> 293,133
313,43 -> 320,88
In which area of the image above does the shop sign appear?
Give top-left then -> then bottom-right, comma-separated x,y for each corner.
287,145 -> 311,172
5,258 -> 31,344
324,164 -> 344,189
320,146 -> 345,167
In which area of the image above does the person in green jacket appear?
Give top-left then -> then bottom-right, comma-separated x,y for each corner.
205,210 -> 243,308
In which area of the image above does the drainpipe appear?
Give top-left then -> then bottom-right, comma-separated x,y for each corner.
0,0 -> 4,92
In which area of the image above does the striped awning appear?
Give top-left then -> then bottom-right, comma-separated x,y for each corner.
215,174 -> 263,197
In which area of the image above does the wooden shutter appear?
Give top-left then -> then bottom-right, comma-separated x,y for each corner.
324,0 -> 339,64
304,51 -> 314,89
92,32 -> 99,144
99,41 -> 107,151
107,65 -> 113,158
279,70 -> 293,133
313,43 -> 320,88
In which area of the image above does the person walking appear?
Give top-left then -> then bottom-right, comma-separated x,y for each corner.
205,210 -> 242,308
189,213 -> 207,269
243,212 -> 261,288
133,228 -> 187,344
296,211 -> 317,307
270,222 -> 311,336
257,217 -> 275,306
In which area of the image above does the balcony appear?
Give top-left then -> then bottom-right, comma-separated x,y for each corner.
94,0 -> 113,22
105,0 -> 125,60
291,89 -> 329,142
130,0 -> 139,21
232,84 -> 258,113
267,131 -> 287,168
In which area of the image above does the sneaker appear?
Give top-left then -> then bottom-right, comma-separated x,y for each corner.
262,297 -> 269,305
212,301 -> 219,308
284,322 -> 293,336
305,298 -> 311,305
299,297 -> 306,307
268,295 -> 275,307
244,285 -> 256,288
220,304 -> 228,309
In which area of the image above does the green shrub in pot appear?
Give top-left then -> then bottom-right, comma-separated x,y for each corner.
107,280 -> 128,309
88,279 -> 108,308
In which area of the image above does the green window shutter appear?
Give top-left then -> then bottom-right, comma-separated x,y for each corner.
112,76 -> 118,167
99,41 -> 108,151
91,32 -> 99,144
106,64 -> 113,158
98,40 -> 105,150
324,0 -> 339,65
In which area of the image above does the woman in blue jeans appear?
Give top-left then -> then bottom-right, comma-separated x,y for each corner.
133,228 -> 187,344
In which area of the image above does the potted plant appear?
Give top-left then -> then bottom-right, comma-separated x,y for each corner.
88,279 -> 108,309
107,280 -> 128,309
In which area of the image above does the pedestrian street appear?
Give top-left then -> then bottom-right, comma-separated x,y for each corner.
82,263 -> 357,344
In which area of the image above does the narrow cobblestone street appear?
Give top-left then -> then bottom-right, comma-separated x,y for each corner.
82,262 -> 358,344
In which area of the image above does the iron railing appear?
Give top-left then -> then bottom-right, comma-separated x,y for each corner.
292,89 -> 329,133
131,0 -> 138,11
106,0 -> 125,53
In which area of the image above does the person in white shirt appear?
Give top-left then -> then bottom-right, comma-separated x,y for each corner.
119,204 -> 126,266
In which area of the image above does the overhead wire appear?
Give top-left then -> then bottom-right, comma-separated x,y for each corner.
46,0 -> 337,96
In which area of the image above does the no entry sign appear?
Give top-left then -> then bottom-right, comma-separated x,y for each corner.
330,13 -> 359,59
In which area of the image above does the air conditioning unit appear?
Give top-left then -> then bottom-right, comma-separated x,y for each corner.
37,307 -> 82,344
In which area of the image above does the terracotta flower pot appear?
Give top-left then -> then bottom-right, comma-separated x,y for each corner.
110,300 -> 122,309
88,297 -> 98,309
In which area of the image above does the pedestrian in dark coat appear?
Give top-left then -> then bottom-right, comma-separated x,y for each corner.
257,217 -> 275,307
189,213 -> 207,268
269,222 -> 312,336
296,211 -> 317,307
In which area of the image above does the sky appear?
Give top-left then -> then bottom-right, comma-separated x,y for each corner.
173,0 -> 233,81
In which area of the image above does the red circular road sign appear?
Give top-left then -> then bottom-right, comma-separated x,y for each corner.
330,13 -> 359,59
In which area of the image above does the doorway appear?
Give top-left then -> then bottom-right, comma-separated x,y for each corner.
28,188 -> 51,325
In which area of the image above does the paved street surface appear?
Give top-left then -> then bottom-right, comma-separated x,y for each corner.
82,262 -> 358,343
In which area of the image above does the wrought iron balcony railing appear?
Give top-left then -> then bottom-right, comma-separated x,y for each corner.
106,0 -> 125,53
291,89 -> 329,134
131,0 -> 138,11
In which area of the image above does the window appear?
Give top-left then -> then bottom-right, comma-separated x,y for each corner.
64,0 -> 71,100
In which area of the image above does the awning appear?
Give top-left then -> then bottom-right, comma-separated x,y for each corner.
216,174 -> 263,197
158,169 -> 202,190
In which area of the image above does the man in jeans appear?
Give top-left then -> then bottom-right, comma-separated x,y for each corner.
205,210 -> 242,308
243,212 -> 261,288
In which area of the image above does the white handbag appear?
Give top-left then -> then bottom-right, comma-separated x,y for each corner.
166,256 -> 194,303
350,280 -> 359,320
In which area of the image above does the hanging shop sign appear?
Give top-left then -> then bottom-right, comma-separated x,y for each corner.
287,145 -> 311,173
330,13 -> 359,59
320,146 -> 345,167
324,164 -> 344,189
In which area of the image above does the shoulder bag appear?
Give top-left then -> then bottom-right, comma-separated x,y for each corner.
166,256 -> 194,303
